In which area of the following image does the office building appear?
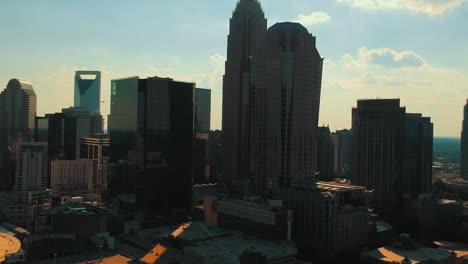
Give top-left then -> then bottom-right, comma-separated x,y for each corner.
108,161 -> 137,197
332,129 -> 352,178
351,99 -> 405,209
222,0 -> 267,193
461,99 -> 468,180
0,79 -> 37,190
317,126 -> 334,181
50,159 -> 95,196
275,181 -> 369,257
0,142 -> 50,229
80,135 -> 110,196
109,76 -> 194,214
251,22 -> 323,193
402,113 -> 433,195
35,116 -> 49,142
217,196 -> 292,241
195,88 -> 211,136
207,130 -> 223,183
44,107 -> 103,162
74,71 -> 101,114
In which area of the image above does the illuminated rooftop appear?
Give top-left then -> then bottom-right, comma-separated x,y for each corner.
0,232 -> 21,262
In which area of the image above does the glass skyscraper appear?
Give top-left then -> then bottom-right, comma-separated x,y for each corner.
251,22 -> 323,193
109,76 -> 194,214
195,88 -> 211,135
74,71 -> 101,114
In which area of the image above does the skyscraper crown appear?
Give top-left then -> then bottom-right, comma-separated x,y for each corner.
233,0 -> 264,17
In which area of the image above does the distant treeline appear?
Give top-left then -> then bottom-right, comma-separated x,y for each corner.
433,137 -> 460,164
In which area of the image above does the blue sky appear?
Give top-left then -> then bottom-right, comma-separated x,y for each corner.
0,0 -> 467,136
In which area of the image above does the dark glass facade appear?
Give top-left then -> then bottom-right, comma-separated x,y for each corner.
74,71 -> 101,114
222,0 -> 267,193
109,76 -> 194,214
351,99 -> 405,209
461,100 -> 468,180
35,116 -> 49,142
332,129 -> 352,178
109,77 -> 139,162
252,22 -> 323,193
402,113 -> 433,195
195,88 -> 211,135
317,126 -> 334,181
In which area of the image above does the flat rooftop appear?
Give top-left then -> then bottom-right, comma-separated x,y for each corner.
367,246 -> 451,263
317,181 -> 366,192
41,202 -> 108,216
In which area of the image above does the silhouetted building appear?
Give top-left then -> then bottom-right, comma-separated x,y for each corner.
109,76 -> 194,214
207,130 -> 223,183
0,79 -> 37,191
402,113 -> 433,196
317,126 -> 334,181
195,88 -> 211,136
462,99 -> 468,180
251,22 -> 323,194
351,99 -> 405,210
275,181 -> 369,257
74,71 -> 101,114
193,138 -> 208,185
35,116 -> 49,142
108,161 -> 137,197
222,0 -> 267,193
332,129 -> 352,178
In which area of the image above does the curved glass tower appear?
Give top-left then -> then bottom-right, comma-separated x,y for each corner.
74,71 -> 101,114
252,22 -> 323,193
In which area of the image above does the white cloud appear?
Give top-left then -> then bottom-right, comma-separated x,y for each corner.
294,11 -> 331,26
343,47 -> 425,68
337,0 -> 467,15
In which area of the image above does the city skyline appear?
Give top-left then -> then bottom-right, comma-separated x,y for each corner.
0,0 -> 467,137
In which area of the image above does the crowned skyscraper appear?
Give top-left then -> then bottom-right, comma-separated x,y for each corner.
461,100 -> 468,180
0,79 -> 37,190
74,71 -> 101,114
222,0 -> 267,193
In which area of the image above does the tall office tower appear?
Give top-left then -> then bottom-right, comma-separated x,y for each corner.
461,100 -> 468,180
222,0 -> 267,193
402,113 -> 433,195
208,130 -> 223,182
51,159 -> 95,196
35,116 -> 49,142
62,106 -> 103,160
332,129 -> 352,177
74,71 -> 101,114
80,135 -> 110,195
252,22 -> 323,193
109,76 -> 194,214
195,88 -> 211,136
317,126 -> 335,181
0,79 -> 37,190
351,99 -> 405,209
0,142 -> 50,229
